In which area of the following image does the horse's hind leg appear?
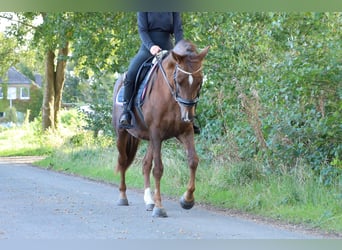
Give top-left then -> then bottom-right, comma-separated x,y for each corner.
142,142 -> 155,211
178,133 -> 199,210
150,137 -> 167,217
115,130 -> 139,206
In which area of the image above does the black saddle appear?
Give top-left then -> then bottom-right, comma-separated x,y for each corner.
117,51 -> 168,107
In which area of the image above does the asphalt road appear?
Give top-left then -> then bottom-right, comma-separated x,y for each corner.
0,158 -> 323,239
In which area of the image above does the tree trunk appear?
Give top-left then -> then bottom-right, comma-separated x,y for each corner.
42,50 -> 55,130
54,44 -> 69,128
42,43 -> 69,131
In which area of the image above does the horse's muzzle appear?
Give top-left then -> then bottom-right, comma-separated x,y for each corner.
180,107 -> 195,123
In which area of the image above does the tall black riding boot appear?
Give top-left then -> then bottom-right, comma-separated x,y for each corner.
119,78 -> 134,129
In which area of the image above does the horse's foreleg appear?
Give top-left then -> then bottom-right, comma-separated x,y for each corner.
143,143 -> 154,211
178,134 -> 199,210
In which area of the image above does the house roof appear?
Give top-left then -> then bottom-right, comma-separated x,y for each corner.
0,67 -> 41,88
6,66 -> 32,84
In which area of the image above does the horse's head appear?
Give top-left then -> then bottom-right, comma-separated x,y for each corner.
170,40 -> 209,123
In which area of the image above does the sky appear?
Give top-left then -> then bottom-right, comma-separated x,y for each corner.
0,12 -> 43,33
0,13 -> 15,32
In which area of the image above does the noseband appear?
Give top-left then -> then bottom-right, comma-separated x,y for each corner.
159,59 -> 202,107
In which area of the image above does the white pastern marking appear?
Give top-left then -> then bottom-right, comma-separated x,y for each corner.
144,188 -> 155,205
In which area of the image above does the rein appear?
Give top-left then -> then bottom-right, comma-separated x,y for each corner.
158,58 -> 201,107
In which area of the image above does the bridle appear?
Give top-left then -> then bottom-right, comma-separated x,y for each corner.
158,57 -> 202,107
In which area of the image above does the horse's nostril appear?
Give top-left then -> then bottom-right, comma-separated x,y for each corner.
182,116 -> 193,123
181,108 -> 196,123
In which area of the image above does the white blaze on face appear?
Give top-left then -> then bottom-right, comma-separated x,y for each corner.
188,74 -> 193,85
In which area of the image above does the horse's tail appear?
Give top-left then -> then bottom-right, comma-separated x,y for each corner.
125,134 -> 140,167
115,131 -> 140,173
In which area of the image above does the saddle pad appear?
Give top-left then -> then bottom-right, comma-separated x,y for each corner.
116,85 -> 125,105
116,81 -> 149,106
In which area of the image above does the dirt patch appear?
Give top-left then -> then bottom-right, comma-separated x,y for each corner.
0,156 -> 46,164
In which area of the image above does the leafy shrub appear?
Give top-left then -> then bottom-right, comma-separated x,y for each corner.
4,107 -> 18,123
60,108 -> 86,129
69,133 -> 91,146
81,74 -> 115,138
83,101 -> 113,137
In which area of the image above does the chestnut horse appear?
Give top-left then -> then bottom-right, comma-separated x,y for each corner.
112,40 -> 209,217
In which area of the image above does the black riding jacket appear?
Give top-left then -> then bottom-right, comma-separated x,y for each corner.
137,12 -> 184,51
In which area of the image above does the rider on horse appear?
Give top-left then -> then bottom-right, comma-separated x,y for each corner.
119,12 -> 200,134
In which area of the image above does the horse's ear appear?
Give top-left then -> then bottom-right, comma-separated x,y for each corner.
171,51 -> 186,63
198,46 -> 210,60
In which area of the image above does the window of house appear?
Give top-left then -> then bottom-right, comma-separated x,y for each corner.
20,87 -> 30,99
8,87 -> 17,99
0,87 -> 3,99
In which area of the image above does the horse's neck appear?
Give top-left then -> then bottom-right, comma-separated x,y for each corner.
145,60 -> 176,108
153,72 -> 173,102
162,56 -> 176,74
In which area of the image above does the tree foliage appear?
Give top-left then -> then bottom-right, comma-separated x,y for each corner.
4,12 -> 133,130
0,33 -> 18,77
183,12 -> 341,177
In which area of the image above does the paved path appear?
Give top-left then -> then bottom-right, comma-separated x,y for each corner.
0,159 -> 322,239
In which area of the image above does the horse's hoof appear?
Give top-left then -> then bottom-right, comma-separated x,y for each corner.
117,198 -> 129,206
152,207 -> 168,217
180,196 -> 194,210
146,203 -> 155,211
